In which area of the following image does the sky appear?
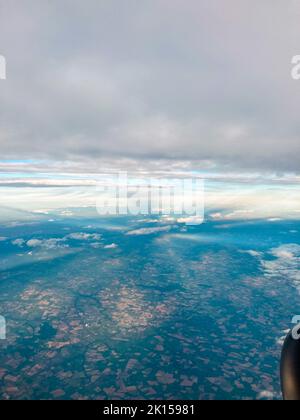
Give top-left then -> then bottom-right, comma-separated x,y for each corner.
0,0 -> 300,175
0,1 -> 300,219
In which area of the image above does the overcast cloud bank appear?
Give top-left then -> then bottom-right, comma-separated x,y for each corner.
1,1 -> 300,173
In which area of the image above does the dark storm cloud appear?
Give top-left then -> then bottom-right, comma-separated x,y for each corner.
0,0 -> 300,172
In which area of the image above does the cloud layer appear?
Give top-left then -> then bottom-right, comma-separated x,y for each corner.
1,1 -> 300,172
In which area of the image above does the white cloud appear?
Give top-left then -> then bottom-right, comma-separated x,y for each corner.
26,239 -> 43,248
89,243 -> 100,249
126,226 -> 172,236
0,170 -> 300,223
271,248 -> 294,260
12,232 -> 103,251
26,238 -> 68,249
210,213 -> 223,220
12,238 -> 26,247
261,244 -> 300,293
243,250 -> 262,258
257,390 -> 277,400
104,243 -> 118,249
68,232 -> 102,241
0,1 -> 300,172
177,216 -> 204,225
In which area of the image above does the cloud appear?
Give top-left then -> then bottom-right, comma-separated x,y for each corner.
26,238 -> 68,249
90,242 -> 102,249
12,232 -> 103,251
26,239 -> 43,248
104,243 -> 118,249
126,226 -> 172,236
271,248 -> 295,260
0,172 -> 300,221
257,390 -> 277,400
0,1 -> 300,172
12,238 -> 25,247
210,213 -> 223,220
261,244 -> 300,293
176,216 -> 204,225
67,232 -> 101,241
242,250 -> 262,258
